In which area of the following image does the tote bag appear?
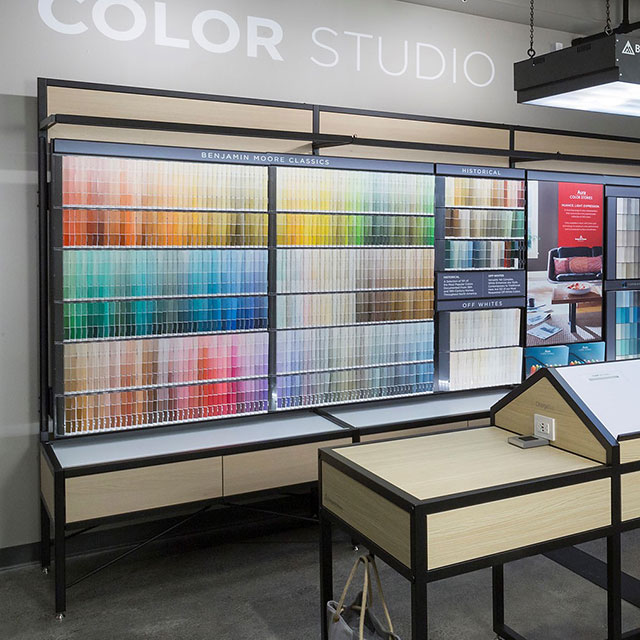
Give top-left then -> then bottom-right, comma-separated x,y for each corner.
326,554 -> 401,640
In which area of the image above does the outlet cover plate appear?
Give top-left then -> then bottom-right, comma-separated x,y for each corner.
534,414 -> 556,441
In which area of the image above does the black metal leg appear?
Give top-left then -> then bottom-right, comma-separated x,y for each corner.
493,564 -> 505,633
411,510 -> 429,640
53,470 -> 66,619
569,303 -> 577,333
411,574 -> 428,640
40,498 -> 51,573
607,535 -> 622,640
319,510 -> 333,640
310,485 -> 319,518
54,517 -> 66,618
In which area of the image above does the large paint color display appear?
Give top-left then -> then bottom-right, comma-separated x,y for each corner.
59,156 -> 270,434
275,167 -> 435,409
55,155 -> 437,434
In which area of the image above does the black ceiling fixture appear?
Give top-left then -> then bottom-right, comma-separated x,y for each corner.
514,0 -> 640,117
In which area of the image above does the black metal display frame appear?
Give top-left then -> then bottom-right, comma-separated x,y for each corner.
46,138 -> 450,439
37,78 -> 640,443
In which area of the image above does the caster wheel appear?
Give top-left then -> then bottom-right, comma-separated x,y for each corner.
41,567 -> 49,575
353,545 -> 359,552
55,613 -> 65,621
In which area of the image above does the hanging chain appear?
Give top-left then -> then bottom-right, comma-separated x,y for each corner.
528,0 -> 536,58
605,0 -> 613,34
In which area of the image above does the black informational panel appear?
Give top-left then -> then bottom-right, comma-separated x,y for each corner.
433,165 -> 526,393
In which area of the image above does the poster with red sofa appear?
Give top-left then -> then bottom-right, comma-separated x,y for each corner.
526,180 -> 604,350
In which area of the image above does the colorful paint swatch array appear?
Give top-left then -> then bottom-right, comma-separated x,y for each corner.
616,198 -> 640,279
445,209 -> 525,238
62,250 -> 267,300
64,333 -> 269,394
277,249 -> 434,292
63,379 -> 269,434
63,210 -> 268,247
447,309 -> 521,351
276,292 -> 434,328
616,290 -> 640,359
276,214 -> 434,246
444,178 -> 525,208
276,323 -> 434,374
448,347 -> 522,391
444,240 -> 524,270
63,156 -> 268,210
277,167 -> 435,214
63,296 -> 268,340
276,363 -> 434,409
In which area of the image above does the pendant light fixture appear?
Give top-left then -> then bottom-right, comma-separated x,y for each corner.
514,0 -> 640,117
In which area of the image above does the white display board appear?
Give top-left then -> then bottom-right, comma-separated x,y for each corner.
555,360 -> 640,439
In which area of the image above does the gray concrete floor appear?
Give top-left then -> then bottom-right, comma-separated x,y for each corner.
2,526 -> 640,639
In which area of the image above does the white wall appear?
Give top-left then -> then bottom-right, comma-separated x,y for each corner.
0,0 -> 636,552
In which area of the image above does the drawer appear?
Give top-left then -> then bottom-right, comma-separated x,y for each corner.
66,457 -> 222,523
622,470 -> 640,521
427,478 -> 611,569
223,439 -> 350,496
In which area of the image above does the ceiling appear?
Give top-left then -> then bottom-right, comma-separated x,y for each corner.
399,0 -> 631,35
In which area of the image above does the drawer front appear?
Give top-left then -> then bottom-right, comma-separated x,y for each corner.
621,440 -> 640,464
360,421 -> 467,443
66,458 -> 222,523
223,439 -> 350,496
321,462 -> 411,567
622,471 -> 640,521
427,478 -> 611,569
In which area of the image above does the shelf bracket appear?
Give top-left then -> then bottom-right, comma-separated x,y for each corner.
312,135 -> 356,152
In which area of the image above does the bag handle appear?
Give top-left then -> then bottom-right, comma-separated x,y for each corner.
333,554 -> 368,623
366,555 -> 395,635
358,558 -> 369,640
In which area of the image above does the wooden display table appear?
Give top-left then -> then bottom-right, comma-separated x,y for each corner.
551,285 -> 602,333
319,425 -> 618,640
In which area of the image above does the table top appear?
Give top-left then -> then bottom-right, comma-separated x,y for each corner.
330,426 -> 600,501
322,389 -> 507,430
551,286 -> 602,304
48,412 -> 348,470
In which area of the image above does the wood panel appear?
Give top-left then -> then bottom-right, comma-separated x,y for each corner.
427,478 -> 611,569
360,420 -> 467,443
621,439 -> 640,463
468,418 -> 491,428
65,458 -> 222,523
493,378 -> 607,463
622,471 -> 640,521
321,144 -> 509,167
321,462 -> 411,567
223,439 -> 350,496
514,160 -> 640,177
47,87 -> 312,132
48,125 -> 312,154
40,453 -> 55,518
335,427 -> 598,500
515,131 -> 640,161
320,112 -> 509,149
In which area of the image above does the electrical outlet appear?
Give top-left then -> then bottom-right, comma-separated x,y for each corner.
534,414 -> 556,441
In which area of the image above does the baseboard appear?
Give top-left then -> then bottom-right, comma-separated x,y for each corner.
0,491 -> 315,571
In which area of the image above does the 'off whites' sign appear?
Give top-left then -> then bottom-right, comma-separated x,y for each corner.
37,0 -> 496,87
